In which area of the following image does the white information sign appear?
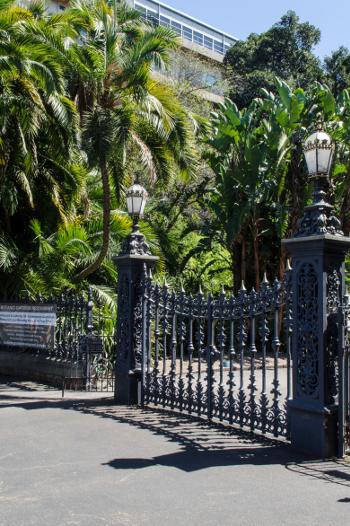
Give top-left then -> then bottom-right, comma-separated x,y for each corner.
0,304 -> 56,349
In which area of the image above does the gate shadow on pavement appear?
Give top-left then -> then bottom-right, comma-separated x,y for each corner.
2,386 -> 350,488
67,402 -> 310,472
69,403 -> 350,487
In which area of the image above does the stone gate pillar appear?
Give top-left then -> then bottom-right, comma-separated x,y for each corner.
114,228 -> 158,405
283,121 -> 350,457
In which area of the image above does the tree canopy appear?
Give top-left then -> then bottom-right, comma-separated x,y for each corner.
224,11 -> 323,107
1,2 -> 350,302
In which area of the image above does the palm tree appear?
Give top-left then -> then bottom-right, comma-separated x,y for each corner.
0,0 -> 82,233
65,0 -> 199,282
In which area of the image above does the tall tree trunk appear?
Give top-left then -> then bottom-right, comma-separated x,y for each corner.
241,238 -> 246,287
74,160 -> 111,282
278,243 -> 286,281
232,240 -> 242,294
253,235 -> 260,291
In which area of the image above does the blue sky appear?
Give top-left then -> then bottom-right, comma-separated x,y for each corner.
164,0 -> 349,59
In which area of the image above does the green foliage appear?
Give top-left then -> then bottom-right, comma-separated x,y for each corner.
2,1 -> 350,302
224,11 -> 323,108
205,77 -> 350,290
324,47 -> 350,97
0,0 -> 200,298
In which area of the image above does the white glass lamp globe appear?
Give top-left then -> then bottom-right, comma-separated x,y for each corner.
126,183 -> 148,219
303,128 -> 334,177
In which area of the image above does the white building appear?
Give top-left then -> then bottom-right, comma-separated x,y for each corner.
34,0 -> 238,102
127,0 -> 237,102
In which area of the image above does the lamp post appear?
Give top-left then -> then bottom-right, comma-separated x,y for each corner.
114,180 -> 158,405
126,182 -> 148,227
295,118 -> 342,238
283,118 -> 350,457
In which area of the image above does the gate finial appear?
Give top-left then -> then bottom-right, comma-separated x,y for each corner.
240,280 -> 246,292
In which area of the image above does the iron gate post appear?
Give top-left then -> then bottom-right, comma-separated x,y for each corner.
114,228 -> 158,405
284,235 -> 350,457
282,120 -> 350,458
283,196 -> 350,457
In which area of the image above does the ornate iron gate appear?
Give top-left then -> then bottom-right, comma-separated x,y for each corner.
141,269 -> 293,440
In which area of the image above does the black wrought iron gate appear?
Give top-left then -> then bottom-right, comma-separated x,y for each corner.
141,270 -> 293,440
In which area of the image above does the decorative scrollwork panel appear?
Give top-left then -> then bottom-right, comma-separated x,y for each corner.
296,263 -> 319,399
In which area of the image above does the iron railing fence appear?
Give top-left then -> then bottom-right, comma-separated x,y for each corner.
142,269 -> 293,440
53,289 -> 116,392
2,289 -> 116,392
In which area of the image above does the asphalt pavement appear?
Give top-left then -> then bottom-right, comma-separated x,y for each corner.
0,378 -> 349,526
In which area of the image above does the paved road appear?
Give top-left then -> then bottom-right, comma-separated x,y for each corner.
1,379 -> 350,526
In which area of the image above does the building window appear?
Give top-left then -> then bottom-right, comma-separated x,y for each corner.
204,36 -> 213,50
135,3 -> 146,17
193,31 -> 203,46
160,15 -> 170,27
214,40 -> 224,54
182,26 -> 193,42
147,9 -> 159,26
171,20 -> 181,36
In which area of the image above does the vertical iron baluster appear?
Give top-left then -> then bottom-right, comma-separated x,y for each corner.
187,295 -> 194,414
153,284 -> 160,404
271,278 -> 282,437
206,294 -> 214,421
217,286 -> 226,421
178,285 -> 186,411
56,294 -> 63,357
64,293 -> 69,358
227,295 -> 236,424
238,282 -> 248,427
140,267 -> 151,401
248,288 -> 258,432
284,261 -> 293,438
169,290 -> 177,409
85,288 -> 94,391
161,280 -> 169,407
68,292 -> 74,359
259,274 -> 270,434
86,288 -> 93,335
80,293 -> 85,337
74,294 -> 80,363
72,295 -> 77,365
48,293 -> 55,357
195,286 -> 205,416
